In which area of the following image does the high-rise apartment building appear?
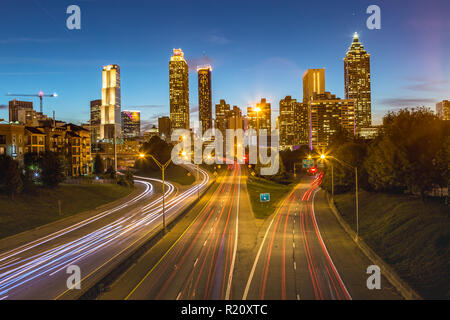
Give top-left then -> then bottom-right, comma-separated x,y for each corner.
121,110 -> 141,138
308,92 -> 355,149
247,98 -> 271,132
215,99 -> 230,136
303,69 -> 325,103
344,32 -> 371,128
158,116 -> 171,140
228,106 -> 243,130
169,49 -> 190,131
101,64 -> 121,140
90,99 -> 101,142
9,100 -> 33,124
198,65 -> 212,134
279,96 -> 297,149
436,100 -> 450,120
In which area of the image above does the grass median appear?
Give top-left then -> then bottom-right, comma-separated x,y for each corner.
333,190 -> 449,299
246,175 -> 294,219
0,184 -> 134,240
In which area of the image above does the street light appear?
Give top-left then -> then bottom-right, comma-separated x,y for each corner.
147,154 -> 172,232
322,154 -> 359,241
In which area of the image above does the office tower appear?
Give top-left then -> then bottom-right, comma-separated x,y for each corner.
279,96 -> 297,149
295,102 -> 309,146
197,65 -> 212,134
169,49 -> 190,131
121,110 -> 141,138
436,100 -> 450,120
228,106 -> 243,130
247,98 -> 271,132
215,99 -> 230,136
101,64 -> 121,140
90,99 -> 101,142
9,100 -> 33,123
344,32 -> 372,128
158,116 -> 171,139
308,92 -> 355,149
303,69 -> 325,103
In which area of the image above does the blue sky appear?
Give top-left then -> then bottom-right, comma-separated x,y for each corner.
0,0 -> 448,130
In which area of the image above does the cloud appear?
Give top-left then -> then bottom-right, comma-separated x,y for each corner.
0,104 -> 7,110
123,105 -> 167,110
186,56 -> 214,72
378,98 -> 437,107
190,105 -> 199,114
141,112 -> 167,131
208,34 -> 230,45
404,79 -> 450,93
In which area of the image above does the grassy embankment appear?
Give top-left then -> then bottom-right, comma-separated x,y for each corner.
246,175 -> 295,219
0,184 -> 133,240
333,191 -> 449,299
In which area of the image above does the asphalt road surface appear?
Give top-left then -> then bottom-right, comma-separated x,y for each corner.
0,164 -> 210,300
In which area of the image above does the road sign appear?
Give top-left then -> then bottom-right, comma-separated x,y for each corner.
302,159 -> 314,168
260,193 -> 270,202
317,160 -> 325,168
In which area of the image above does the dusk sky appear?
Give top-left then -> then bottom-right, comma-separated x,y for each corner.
0,0 -> 448,130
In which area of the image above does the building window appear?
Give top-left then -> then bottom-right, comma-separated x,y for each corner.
0,135 -> 6,144
0,147 -> 5,155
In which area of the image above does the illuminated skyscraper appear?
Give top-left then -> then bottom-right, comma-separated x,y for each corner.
344,32 -> 372,128
215,99 -> 230,136
158,116 -> 171,140
101,64 -> 121,140
90,99 -> 101,142
247,98 -> 271,131
228,106 -> 242,130
436,100 -> 450,120
198,65 -> 212,134
121,110 -> 141,138
279,96 -> 297,149
169,49 -> 190,131
308,92 -> 355,149
303,69 -> 325,103
9,100 -> 33,123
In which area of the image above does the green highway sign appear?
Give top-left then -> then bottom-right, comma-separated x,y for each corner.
302,159 -> 314,168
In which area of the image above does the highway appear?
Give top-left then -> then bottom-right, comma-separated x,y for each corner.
121,163 -> 242,300
0,164 -> 210,300
242,173 -> 401,300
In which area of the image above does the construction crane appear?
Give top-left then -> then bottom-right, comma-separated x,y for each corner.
6,91 -> 57,114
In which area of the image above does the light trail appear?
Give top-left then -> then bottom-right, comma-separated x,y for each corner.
0,165 -> 210,299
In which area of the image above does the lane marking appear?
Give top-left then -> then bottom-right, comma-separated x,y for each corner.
242,186 -> 298,300
225,165 -> 241,300
294,262 -> 297,270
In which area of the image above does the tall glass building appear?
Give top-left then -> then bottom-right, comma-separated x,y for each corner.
197,65 -> 212,134
169,49 -> 190,131
101,64 -> 121,140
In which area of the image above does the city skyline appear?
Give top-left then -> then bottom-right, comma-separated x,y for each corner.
0,0 -> 448,130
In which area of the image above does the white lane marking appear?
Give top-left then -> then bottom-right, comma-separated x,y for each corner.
294,262 -> 297,270
176,291 -> 182,300
225,165 -> 240,300
297,294 -> 301,300
293,242 -> 295,248
194,258 -> 198,267
203,240 -> 207,247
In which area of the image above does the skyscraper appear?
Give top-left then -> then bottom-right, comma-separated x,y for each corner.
121,110 -> 141,138
228,106 -> 243,130
198,65 -> 212,134
215,99 -> 230,136
90,99 -> 101,142
101,64 -> 121,140
303,69 -> 325,103
308,92 -> 355,149
169,49 -> 190,131
279,96 -> 297,149
344,32 -> 372,128
247,98 -> 271,132
436,100 -> 450,120
158,116 -> 171,140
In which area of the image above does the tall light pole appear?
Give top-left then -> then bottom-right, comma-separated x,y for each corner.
145,153 -> 172,232
322,154 -> 359,241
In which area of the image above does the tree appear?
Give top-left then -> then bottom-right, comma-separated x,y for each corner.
40,152 -> 65,188
364,107 -> 448,198
93,154 -> 104,175
5,159 -> 23,198
135,136 -> 172,173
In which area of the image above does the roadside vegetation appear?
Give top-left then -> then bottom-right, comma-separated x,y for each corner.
0,183 -> 133,240
334,191 -> 449,299
321,108 -> 449,299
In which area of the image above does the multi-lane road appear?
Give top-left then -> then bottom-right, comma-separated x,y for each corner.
104,165 -> 401,300
0,165 -> 210,300
0,164 -> 402,300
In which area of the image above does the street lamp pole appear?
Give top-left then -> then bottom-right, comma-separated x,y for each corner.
255,106 -> 261,165
148,154 -> 172,232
